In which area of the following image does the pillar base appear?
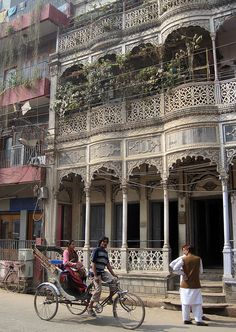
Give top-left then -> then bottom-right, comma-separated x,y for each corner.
162,246 -> 171,273
121,247 -> 128,273
223,246 -> 232,279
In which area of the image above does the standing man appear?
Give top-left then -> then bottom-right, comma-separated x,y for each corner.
171,244 -> 208,326
87,236 -> 118,317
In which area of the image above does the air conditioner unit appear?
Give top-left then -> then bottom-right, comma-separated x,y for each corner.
18,249 -> 34,261
19,261 -> 33,278
30,156 -> 46,166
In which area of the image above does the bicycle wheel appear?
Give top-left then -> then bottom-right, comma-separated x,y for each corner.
113,292 -> 145,330
5,271 -> 18,292
66,300 -> 88,315
34,284 -> 58,321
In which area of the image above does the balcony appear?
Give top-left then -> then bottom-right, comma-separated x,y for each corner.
0,62 -> 50,108
57,79 -> 236,139
159,0 -> 232,15
58,0 -> 232,53
0,145 -> 45,185
0,3 -> 69,41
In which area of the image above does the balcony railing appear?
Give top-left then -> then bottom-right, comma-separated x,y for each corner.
57,79 -> 236,138
160,0 -> 233,14
0,144 -> 45,169
39,245 -> 164,272
0,240 -> 35,260
58,0 -> 231,52
0,62 -> 49,92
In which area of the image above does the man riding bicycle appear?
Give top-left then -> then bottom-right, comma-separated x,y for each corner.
87,236 -> 118,317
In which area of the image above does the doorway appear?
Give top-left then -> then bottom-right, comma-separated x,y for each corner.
192,198 -> 224,267
114,203 -> 140,248
150,201 -> 178,258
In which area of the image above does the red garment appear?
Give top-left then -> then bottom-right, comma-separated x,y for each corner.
65,266 -> 87,293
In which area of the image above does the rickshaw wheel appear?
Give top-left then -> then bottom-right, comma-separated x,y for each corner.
34,284 -> 59,321
66,300 -> 88,315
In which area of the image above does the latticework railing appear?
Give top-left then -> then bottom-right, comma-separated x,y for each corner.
160,0 -> 230,14
57,80 -> 236,137
128,249 -> 163,271
164,82 -> 215,113
108,249 -> 122,270
90,104 -> 123,130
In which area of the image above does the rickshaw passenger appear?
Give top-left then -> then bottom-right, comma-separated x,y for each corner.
63,240 -> 87,293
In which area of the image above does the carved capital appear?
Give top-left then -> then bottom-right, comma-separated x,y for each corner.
219,172 -> 229,185
84,185 -> 91,197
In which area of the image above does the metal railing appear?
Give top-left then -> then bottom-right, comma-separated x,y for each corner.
0,240 -> 35,260
0,144 -> 45,169
0,61 -> 49,91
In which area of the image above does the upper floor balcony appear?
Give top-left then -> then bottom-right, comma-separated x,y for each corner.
58,0 -> 232,53
0,144 -> 46,185
0,2 -> 70,54
0,62 -> 50,108
56,78 -> 236,140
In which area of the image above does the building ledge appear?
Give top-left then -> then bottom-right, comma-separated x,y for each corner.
0,78 -> 50,107
0,165 -> 45,185
0,3 -> 69,40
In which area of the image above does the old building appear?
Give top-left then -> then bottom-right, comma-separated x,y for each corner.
45,0 -> 236,299
0,0 -> 69,259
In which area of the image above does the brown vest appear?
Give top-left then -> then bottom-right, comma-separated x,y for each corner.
180,254 -> 201,289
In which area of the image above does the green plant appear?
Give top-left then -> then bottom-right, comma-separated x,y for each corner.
6,25 -> 15,35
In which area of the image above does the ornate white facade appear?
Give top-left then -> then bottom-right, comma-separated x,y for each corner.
45,0 -> 236,298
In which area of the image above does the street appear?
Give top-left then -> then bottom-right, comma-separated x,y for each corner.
0,289 -> 236,332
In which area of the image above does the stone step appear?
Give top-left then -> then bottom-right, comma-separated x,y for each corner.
173,281 -> 223,293
200,270 -> 223,281
163,300 -> 229,315
201,281 -> 223,293
167,290 -> 226,303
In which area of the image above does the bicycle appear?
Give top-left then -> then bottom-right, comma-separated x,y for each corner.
33,246 -> 145,329
0,261 -> 26,292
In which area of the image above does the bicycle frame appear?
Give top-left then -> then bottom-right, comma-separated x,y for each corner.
0,261 -> 26,292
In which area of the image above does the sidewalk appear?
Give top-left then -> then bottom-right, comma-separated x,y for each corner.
139,293 -> 236,318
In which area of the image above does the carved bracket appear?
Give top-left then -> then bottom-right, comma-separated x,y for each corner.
127,157 -> 163,177
58,167 -> 87,185
89,161 -> 122,181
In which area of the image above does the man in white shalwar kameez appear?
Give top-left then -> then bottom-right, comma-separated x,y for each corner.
171,245 -> 208,326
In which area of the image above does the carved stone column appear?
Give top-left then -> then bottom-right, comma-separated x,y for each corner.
220,174 -> 232,278
121,183 -> 128,272
105,182 -> 112,241
83,186 -> 91,271
211,33 -> 219,82
140,179 -> 148,249
84,186 -> 91,248
211,33 -> 221,104
162,179 -> 171,272
122,183 -> 128,248
72,176 -> 80,241
48,56 -> 60,141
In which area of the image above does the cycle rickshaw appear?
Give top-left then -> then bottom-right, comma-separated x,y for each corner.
33,246 -> 145,330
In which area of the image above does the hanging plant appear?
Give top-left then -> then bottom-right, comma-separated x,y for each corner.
54,82 -> 87,117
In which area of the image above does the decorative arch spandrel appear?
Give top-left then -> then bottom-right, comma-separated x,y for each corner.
127,157 -> 163,177
58,167 -> 87,185
166,148 -> 220,175
89,161 -> 122,181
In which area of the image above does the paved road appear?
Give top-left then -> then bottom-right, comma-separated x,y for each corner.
0,289 -> 236,332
